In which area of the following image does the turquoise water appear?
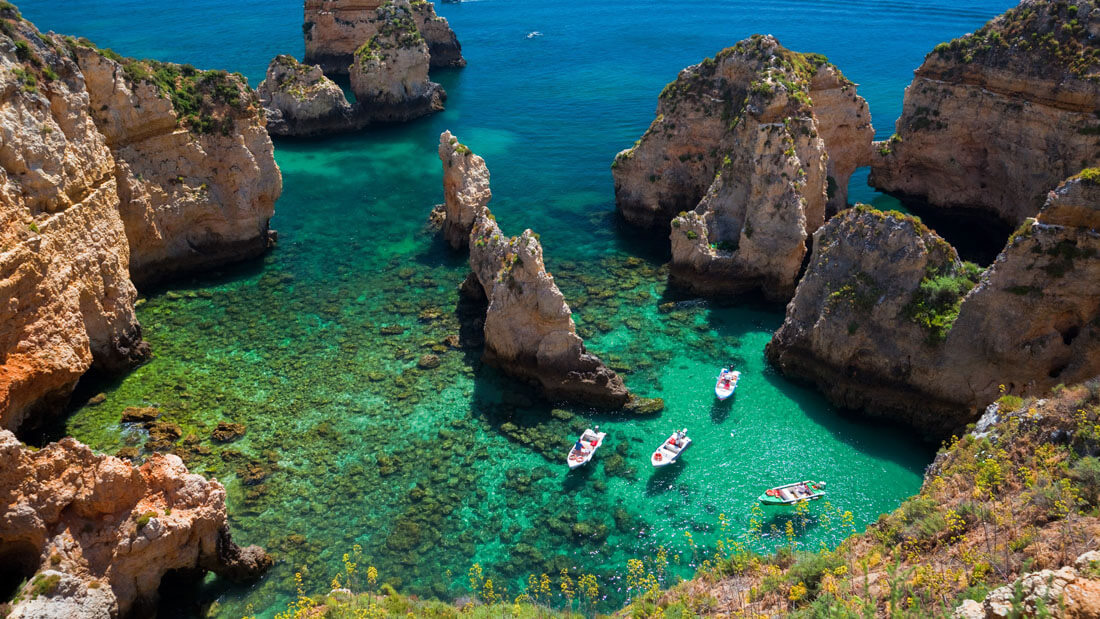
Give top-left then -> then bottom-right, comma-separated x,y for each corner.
20,0 -> 1017,615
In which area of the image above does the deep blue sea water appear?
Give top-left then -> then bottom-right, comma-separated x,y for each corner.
18,0 -> 1016,615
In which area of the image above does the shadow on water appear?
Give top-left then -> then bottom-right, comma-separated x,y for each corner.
645,460 -> 686,496
711,396 -> 733,423
759,366 -> 936,467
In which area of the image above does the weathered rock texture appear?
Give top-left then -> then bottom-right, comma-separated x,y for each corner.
613,35 -> 872,299
870,0 -> 1100,225
74,48 -> 281,286
466,214 -> 630,408
767,172 -> 1100,436
613,34 -> 873,231
957,554 -> 1100,618
304,0 -> 464,74
257,54 -> 357,136
435,130 -> 491,249
0,10 -> 280,432
348,1 -> 445,122
0,430 -> 269,617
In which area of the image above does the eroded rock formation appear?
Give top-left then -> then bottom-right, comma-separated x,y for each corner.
767,172 -> 1100,436
348,1 -> 445,122
466,215 -> 630,408
870,0 -> 1100,224
0,430 -> 269,617
614,35 -> 873,299
257,54 -> 357,136
434,130 -> 491,248
0,10 -> 280,432
75,47 -> 281,286
304,0 -> 464,74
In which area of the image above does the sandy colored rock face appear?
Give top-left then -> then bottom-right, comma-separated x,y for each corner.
613,34 -> 872,230
0,15 -> 146,434
0,12 -> 281,432
304,0 -> 464,73
767,174 -> 1100,436
0,430 -> 269,617
257,54 -> 356,136
870,0 -> 1100,224
349,1 -> 445,122
76,49 -> 281,286
436,130 -> 491,249
615,35 -> 872,300
466,215 -> 629,408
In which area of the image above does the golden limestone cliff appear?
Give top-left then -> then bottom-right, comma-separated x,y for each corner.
0,7 -> 281,433
613,35 -> 873,300
0,430 -> 270,617
303,0 -> 464,74
767,171 -> 1100,437
870,0 -> 1100,224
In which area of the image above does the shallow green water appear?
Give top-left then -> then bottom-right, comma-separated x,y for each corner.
14,0 -> 1024,614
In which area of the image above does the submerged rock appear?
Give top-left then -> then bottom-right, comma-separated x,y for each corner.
348,1 -> 445,122
434,130 -> 491,249
257,54 -> 357,136
211,421 -> 246,443
304,0 -> 465,73
613,35 -> 873,299
767,172 -> 1100,436
466,215 -> 630,409
870,0 -> 1100,224
0,430 -> 269,617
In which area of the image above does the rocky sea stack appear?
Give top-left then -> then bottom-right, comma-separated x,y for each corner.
434,132 -> 633,408
0,7 -> 280,434
870,0 -> 1100,224
613,35 -> 873,300
466,216 -> 631,409
767,172 -> 1100,436
304,0 -> 464,74
0,430 -> 270,617
434,130 -> 491,249
348,0 -> 445,122
256,54 -> 356,136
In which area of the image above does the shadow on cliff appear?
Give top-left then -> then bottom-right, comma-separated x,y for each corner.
881,190 -> 1014,266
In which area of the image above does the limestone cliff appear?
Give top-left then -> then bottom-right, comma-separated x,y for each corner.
466,214 -> 630,409
614,35 -> 872,299
767,172 -> 1100,435
0,430 -> 269,617
257,54 -> 357,136
0,10 -> 147,433
0,9 -> 281,432
74,45 -> 281,286
870,0 -> 1100,224
349,0 -> 445,122
613,34 -> 872,230
304,0 -> 464,74
434,130 -> 490,249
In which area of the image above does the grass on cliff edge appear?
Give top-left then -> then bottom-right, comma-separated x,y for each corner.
63,36 -> 259,135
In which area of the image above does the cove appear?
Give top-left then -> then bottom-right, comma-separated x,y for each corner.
19,0 -> 1017,615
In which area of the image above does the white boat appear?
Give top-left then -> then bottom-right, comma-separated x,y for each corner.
567,427 -> 606,470
651,429 -> 691,467
715,368 -> 740,400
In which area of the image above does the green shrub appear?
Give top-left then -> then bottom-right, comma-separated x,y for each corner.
1072,456 -> 1100,505
904,262 -> 982,342
29,573 -> 60,598
997,394 -> 1024,412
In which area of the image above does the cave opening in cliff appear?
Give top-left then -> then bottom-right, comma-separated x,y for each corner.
0,541 -> 39,601
154,567 -> 226,619
882,194 -> 1015,266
